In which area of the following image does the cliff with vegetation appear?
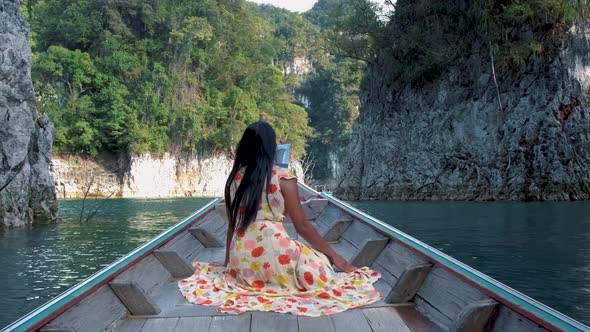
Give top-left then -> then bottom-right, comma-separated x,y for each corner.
24,0 -> 322,161
0,0 -> 58,226
337,0 -> 590,200
22,0 -> 344,194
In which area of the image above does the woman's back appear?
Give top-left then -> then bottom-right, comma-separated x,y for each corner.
230,165 -> 296,223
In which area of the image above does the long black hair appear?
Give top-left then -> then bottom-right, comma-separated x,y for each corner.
225,121 -> 277,233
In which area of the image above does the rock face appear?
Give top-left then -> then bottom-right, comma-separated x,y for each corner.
337,20 -> 590,201
0,0 -> 58,226
51,153 -> 305,199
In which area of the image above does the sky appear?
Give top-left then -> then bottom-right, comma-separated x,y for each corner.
248,0 -> 388,13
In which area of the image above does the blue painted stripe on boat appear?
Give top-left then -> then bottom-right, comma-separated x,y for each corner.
2,197 -> 222,332
319,192 -> 589,332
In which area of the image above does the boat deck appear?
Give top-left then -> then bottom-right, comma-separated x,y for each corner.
112,279 -> 434,332
110,245 -> 437,332
115,306 -> 429,332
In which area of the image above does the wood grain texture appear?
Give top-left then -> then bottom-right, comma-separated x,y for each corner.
140,318 -> 179,331
109,282 -> 161,316
149,279 -> 185,312
330,309 -> 373,332
362,307 -> 411,332
164,232 -> 205,260
374,241 -> 428,278
251,312 -> 298,332
330,239 -> 357,271
153,250 -> 195,278
111,254 -> 172,297
350,238 -> 389,267
109,318 -> 146,332
416,267 -> 488,322
414,296 -> 453,330
317,219 -> 352,242
208,314 -> 251,332
385,263 -> 433,303
301,199 -> 328,220
188,213 -> 226,248
189,227 -> 224,248
154,232 -> 203,277
370,260 -> 398,287
192,247 -> 226,264
341,221 -> 387,249
449,299 -> 498,332
148,305 -> 231,318
298,316 -> 335,332
396,305 -> 443,332
173,317 -> 212,332
315,205 -> 352,227
491,306 -> 547,332
42,285 -> 128,332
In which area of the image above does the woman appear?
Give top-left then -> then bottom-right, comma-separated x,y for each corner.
178,121 -> 382,316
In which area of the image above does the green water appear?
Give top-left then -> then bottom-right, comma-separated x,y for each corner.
349,201 -> 590,326
0,197 -> 213,329
0,198 -> 589,328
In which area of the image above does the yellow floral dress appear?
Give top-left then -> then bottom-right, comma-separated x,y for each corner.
178,165 -> 382,316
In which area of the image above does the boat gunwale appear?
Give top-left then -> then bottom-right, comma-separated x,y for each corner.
316,190 -> 588,332
2,197 -> 223,332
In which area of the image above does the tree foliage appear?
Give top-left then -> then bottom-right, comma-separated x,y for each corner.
28,0 -> 317,157
383,0 -> 586,85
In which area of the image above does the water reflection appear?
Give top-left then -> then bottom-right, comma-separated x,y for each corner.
0,197 -> 212,329
349,200 -> 590,325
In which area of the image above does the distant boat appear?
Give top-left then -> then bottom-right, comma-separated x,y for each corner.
3,183 -> 588,331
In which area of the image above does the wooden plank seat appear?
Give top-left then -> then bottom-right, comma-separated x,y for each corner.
153,211 -> 227,278
449,299 -> 499,332
154,232 -> 205,278
328,219 -> 389,272
300,198 -> 328,221
370,241 -> 430,299
313,205 -> 353,242
108,255 -> 173,316
384,263 -> 433,304
188,213 -> 227,248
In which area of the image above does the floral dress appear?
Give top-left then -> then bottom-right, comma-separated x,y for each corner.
178,165 -> 382,316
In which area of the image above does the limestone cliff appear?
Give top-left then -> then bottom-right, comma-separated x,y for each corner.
337,18 -> 590,201
0,0 -> 58,226
51,153 -> 305,199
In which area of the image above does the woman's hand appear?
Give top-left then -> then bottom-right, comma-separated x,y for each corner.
329,254 -> 357,273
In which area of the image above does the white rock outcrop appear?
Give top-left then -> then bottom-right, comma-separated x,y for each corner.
51,153 -> 304,199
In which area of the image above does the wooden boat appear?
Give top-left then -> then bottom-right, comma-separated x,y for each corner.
3,183 -> 588,332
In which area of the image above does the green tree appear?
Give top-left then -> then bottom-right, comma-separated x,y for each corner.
28,0 -> 315,158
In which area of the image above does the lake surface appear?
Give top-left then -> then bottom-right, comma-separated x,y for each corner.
349,200 -> 590,326
0,197 -> 213,329
0,198 -> 588,328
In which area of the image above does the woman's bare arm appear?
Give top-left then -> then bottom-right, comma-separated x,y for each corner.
280,178 -> 357,272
